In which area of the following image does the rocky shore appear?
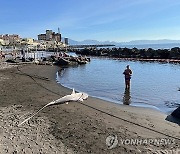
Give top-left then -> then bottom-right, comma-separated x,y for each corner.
2,51 -> 90,67
0,63 -> 179,153
75,47 -> 180,63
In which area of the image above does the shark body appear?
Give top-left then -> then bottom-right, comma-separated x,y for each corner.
18,89 -> 88,126
47,88 -> 88,106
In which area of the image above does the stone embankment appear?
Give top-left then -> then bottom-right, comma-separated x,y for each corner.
2,53 -> 90,67
75,47 -> 180,63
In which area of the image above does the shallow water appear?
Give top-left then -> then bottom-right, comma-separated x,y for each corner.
56,56 -> 180,114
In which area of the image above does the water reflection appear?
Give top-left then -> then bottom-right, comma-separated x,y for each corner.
123,88 -> 131,105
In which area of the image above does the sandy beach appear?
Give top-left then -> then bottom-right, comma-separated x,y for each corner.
0,63 -> 179,153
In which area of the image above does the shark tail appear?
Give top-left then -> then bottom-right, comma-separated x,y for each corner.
18,103 -> 49,126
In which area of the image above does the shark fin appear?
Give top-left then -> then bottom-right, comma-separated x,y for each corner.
78,98 -> 84,102
72,88 -> 75,94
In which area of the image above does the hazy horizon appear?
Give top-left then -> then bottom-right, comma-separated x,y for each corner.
68,38 -> 180,45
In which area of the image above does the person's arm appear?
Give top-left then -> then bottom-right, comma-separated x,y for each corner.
130,70 -> 132,75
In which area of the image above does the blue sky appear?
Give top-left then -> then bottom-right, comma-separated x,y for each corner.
1,0 -> 180,42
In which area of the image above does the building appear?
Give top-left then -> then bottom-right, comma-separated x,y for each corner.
0,39 -> 10,45
9,34 -> 20,40
1,34 -> 20,40
0,34 -> 21,46
38,34 -> 46,41
46,30 -> 53,41
38,30 -> 61,42
64,38 -> 68,45
9,35 -> 21,46
1,34 -> 9,40
22,38 -> 34,44
53,33 -> 61,42
0,39 -> 4,45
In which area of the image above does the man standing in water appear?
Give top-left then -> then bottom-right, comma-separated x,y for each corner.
123,65 -> 133,89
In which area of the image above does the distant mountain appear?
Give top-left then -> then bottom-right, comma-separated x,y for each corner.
122,39 -> 180,45
68,39 -> 117,45
68,38 -> 180,46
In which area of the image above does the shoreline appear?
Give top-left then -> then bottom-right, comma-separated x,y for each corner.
82,55 -> 180,64
109,57 -> 180,64
0,64 -> 179,153
59,81 -> 164,114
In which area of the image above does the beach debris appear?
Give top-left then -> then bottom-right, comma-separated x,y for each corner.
164,101 -> 180,108
18,89 -> 88,126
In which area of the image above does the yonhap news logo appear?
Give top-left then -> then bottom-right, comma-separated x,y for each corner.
106,135 -> 118,149
119,138 -> 175,146
105,135 -> 177,149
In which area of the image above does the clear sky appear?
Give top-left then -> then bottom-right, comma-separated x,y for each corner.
1,0 -> 180,42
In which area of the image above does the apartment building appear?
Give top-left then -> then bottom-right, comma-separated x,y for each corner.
0,34 -> 21,45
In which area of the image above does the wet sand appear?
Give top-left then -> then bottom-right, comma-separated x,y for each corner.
0,63 -> 179,153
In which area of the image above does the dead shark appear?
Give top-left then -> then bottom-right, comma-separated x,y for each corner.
18,89 -> 88,126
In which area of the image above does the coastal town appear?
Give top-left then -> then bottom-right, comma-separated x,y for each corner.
0,29 -> 69,52
0,29 -> 92,68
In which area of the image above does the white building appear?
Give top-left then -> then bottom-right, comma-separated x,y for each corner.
3,40 -> 10,45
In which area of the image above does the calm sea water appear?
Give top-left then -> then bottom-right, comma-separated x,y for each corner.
117,43 -> 180,49
56,55 -> 180,114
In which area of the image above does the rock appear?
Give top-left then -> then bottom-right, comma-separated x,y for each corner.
6,59 -> 17,63
171,106 -> 180,119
